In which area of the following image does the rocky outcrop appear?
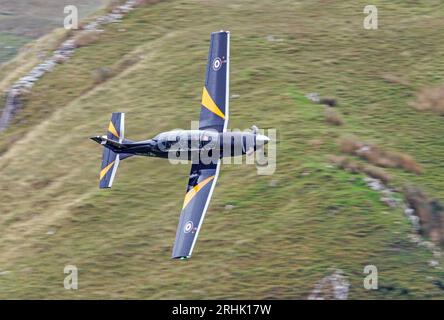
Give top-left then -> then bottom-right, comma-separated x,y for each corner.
0,89 -> 21,131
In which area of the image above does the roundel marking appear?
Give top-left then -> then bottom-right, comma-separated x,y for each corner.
184,221 -> 194,233
212,57 -> 222,71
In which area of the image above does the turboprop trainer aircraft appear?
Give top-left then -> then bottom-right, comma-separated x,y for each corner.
91,31 -> 269,259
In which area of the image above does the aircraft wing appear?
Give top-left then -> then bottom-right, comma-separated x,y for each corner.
199,31 -> 230,133
172,161 -> 220,259
171,31 -> 230,259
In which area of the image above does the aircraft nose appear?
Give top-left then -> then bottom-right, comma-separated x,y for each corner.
256,134 -> 270,144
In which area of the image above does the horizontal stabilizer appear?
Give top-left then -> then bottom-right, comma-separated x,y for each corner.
98,112 -> 125,189
100,149 -> 120,189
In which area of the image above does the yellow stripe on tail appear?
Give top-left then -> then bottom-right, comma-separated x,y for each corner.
201,87 -> 225,119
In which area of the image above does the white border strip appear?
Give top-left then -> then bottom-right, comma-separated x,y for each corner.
108,154 -> 120,187
224,31 -> 230,133
120,112 -> 125,142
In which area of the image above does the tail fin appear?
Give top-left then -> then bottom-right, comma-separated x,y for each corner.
99,112 -> 124,188
107,112 -> 124,142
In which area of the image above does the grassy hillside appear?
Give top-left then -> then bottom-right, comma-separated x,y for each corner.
0,0 -> 108,65
0,0 -> 443,299
0,32 -> 31,65
0,0 -> 107,37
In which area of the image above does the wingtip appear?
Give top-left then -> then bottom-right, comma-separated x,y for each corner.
212,30 -> 230,35
171,255 -> 191,260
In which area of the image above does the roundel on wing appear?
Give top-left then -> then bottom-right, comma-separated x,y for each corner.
184,221 -> 194,233
212,57 -> 222,71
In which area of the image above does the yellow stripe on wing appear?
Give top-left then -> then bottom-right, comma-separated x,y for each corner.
108,121 -> 120,139
182,175 -> 215,209
201,87 -> 225,119
100,161 -> 115,180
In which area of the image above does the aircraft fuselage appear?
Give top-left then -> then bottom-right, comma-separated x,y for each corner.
93,129 -> 269,161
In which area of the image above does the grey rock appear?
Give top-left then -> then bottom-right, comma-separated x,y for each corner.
305,92 -> 320,103
308,269 -> 349,300
429,260 -> 439,267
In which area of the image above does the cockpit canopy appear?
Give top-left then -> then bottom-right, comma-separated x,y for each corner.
153,130 -> 219,142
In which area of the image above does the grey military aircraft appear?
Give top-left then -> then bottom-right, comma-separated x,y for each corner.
91,31 -> 270,259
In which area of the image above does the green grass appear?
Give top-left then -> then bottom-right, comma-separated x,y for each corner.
0,32 -> 31,65
0,0 -> 443,299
